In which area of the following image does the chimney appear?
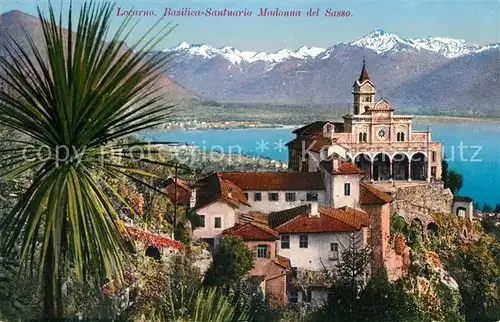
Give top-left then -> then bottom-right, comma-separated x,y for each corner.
189,188 -> 197,209
227,187 -> 232,199
309,202 -> 319,217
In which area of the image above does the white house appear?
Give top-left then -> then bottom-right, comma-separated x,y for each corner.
191,173 -> 249,247
217,172 -> 327,213
265,202 -> 371,305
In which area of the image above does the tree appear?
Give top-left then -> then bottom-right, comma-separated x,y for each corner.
314,232 -> 371,321
441,156 -> 449,183
204,236 -> 254,290
445,169 -> 463,194
448,235 -> 500,321
0,2 -> 175,318
483,203 -> 493,213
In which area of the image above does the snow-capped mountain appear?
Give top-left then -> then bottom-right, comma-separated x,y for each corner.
351,30 -> 491,58
155,30 -> 499,115
164,43 -> 326,64
165,30 -> 497,64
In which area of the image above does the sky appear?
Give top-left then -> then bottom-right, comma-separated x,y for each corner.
1,0 -> 499,52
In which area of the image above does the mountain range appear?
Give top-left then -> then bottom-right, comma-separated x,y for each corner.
0,10 -> 499,116
158,30 -> 500,116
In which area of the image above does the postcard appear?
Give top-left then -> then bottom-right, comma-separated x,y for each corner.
0,0 -> 499,320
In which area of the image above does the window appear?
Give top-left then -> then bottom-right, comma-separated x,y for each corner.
397,132 -> 405,142
431,166 -> 437,177
244,193 -> 248,200
306,192 -> 318,202
268,192 -> 279,201
285,192 -> 296,202
199,215 -> 205,228
363,132 -> 367,142
281,235 -> 290,249
432,151 -> 437,162
214,217 -> 221,228
299,235 -> 308,248
330,243 -> 339,260
289,291 -> 298,303
344,183 -> 351,196
257,244 -> 268,258
302,290 -> 312,303
254,192 -> 262,201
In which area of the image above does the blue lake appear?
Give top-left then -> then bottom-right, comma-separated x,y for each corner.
143,122 -> 500,207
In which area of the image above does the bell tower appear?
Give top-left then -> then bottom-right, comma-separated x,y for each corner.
352,58 -> 376,115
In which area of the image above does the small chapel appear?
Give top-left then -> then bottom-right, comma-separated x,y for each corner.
287,60 -> 442,183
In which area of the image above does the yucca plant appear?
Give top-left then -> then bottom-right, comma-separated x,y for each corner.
0,1 -> 176,318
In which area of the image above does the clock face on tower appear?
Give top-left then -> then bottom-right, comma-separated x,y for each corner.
377,128 -> 388,140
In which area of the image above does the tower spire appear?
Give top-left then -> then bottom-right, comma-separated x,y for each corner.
359,57 -> 370,82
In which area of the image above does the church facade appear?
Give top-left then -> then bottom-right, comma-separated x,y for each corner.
288,60 -> 442,182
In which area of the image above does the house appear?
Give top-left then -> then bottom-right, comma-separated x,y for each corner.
218,172 -> 327,212
453,196 -> 474,220
191,173 -> 249,248
163,177 -> 192,206
268,203 -> 370,305
222,221 -> 291,307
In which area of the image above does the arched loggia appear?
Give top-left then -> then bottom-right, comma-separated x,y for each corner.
373,153 -> 391,181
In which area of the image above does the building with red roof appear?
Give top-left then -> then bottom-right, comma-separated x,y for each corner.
222,222 -> 290,307
287,60 -> 442,183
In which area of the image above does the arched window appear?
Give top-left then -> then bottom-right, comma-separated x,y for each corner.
397,132 -> 405,142
359,132 -> 367,143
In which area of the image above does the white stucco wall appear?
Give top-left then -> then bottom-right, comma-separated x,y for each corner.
453,200 -> 473,221
193,201 -> 236,241
240,190 -> 327,213
277,232 -> 353,271
331,174 -> 360,208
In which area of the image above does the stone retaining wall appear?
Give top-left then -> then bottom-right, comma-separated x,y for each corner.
390,182 -> 453,224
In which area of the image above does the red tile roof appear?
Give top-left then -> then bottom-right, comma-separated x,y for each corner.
275,212 -> 357,233
292,121 -> 344,135
164,178 -> 191,205
218,172 -> 325,191
271,204 -> 368,233
319,206 -> 370,229
320,161 -> 362,175
275,255 -> 292,270
222,221 -> 278,241
360,183 -> 392,204
268,204 -> 310,228
194,173 -> 249,209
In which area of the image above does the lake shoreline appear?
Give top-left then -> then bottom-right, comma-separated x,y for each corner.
158,114 -> 500,132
